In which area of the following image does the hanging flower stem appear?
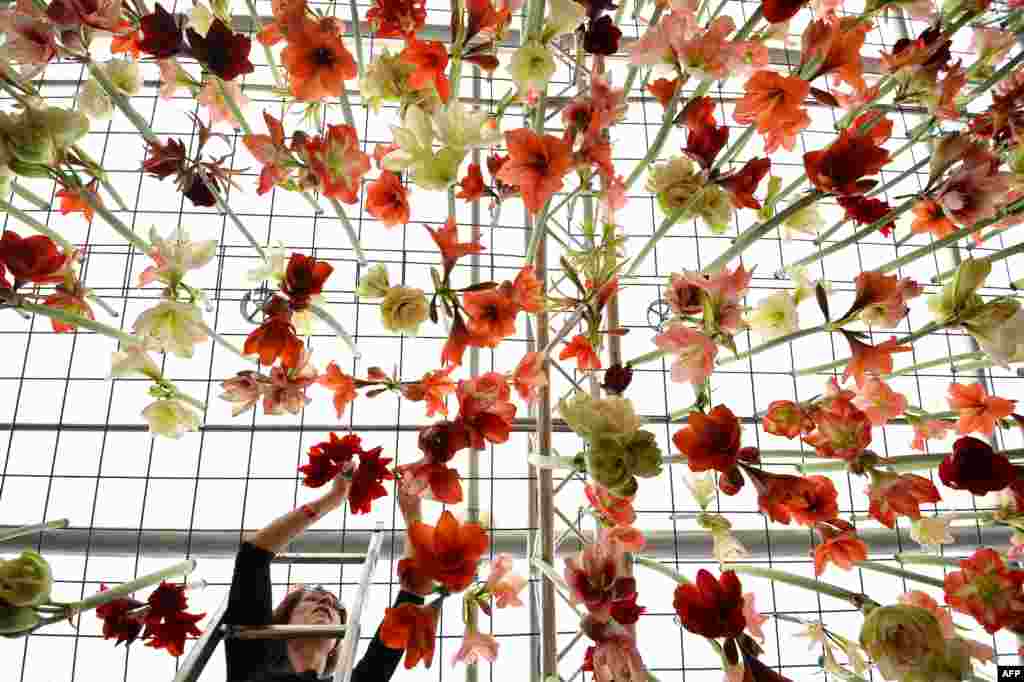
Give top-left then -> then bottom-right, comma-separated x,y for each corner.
625,191 -> 707,277
527,454 -> 581,470
792,321 -> 946,377
77,186 -> 151,252
308,302 -> 360,358
634,555 -> 690,584
894,553 -> 965,568
542,306 -> 586,358
204,172 -> 268,262
71,144 -> 131,211
244,0 -> 284,87
0,518 -> 69,544
798,448 -> 1024,474
530,557 -> 582,616
725,564 -> 877,609
952,359 -> 995,373
623,85 -> 685,191
933,238 -> 1024,283
86,59 -> 158,145
326,197 -> 369,266
171,389 -> 207,411
852,560 -> 945,588
963,49 -> 1024,104
10,181 -> 50,210
886,351 -> 983,377
16,301 -> 144,347
707,192 -> 824,274
348,0 -> 367,79
0,198 -> 74,252
714,125 -> 756,173
199,320 -> 256,363
718,323 -> 828,367
626,348 -> 668,366
67,558 -> 197,612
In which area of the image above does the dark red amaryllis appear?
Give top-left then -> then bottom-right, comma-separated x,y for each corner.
939,436 -> 1018,496
717,157 -> 771,210
367,0 -> 427,40
761,0 -> 809,24
298,431 -> 365,487
680,97 -> 728,170
95,585 -> 145,647
745,467 -> 839,526
672,405 -> 742,474
564,538 -> 632,622
144,581 -> 189,625
244,309 -> 304,369
348,446 -> 395,514
0,231 -> 69,284
867,469 -> 940,528
583,15 -> 622,56
672,569 -> 745,639
837,195 -> 896,237
395,420 -> 470,503
280,253 -> 333,309
143,610 -> 205,657
137,3 -> 187,58
186,18 -> 254,82
143,138 -> 188,179
803,125 -> 891,196
944,548 -> 1024,634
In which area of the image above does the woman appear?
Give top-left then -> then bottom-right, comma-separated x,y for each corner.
223,471 -> 430,681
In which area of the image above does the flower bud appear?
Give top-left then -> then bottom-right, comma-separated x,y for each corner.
141,398 -> 202,439
601,363 -> 633,395
380,285 -> 429,334
356,264 -> 390,299
187,3 -> 214,35
0,550 -> 53,606
0,604 -> 40,634
859,605 -> 946,681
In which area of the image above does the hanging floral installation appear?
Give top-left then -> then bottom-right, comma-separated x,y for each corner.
1,0 -> 1024,677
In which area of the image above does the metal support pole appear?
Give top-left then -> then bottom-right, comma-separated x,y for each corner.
333,523 -> 384,682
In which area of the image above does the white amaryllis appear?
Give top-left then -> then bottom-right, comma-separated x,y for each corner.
910,516 -> 955,552
783,202 -> 825,240
105,59 -> 144,96
356,263 -> 390,299
508,41 -> 556,104
976,307 -> 1024,368
544,0 -> 586,38
140,226 -> 217,287
432,101 -> 501,153
110,346 -> 162,380
133,301 -> 209,358
142,399 -> 201,439
78,79 -> 112,120
382,105 -> 461,190
747,292 -> 799,340
683,471 -> 716,510
246,242 -> 287,283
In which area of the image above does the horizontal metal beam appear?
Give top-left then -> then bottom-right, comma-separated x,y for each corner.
1,524 -> 1007,561
225,624 -> 347,640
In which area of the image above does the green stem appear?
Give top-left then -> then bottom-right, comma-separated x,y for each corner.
725,564 -> 876,608
16,301 -> 144,346
0,519 -> 69,544
525,201 -> 550,264
348,0 -> 366,79
963,49 -> 1024,105
623,4 -> 664,94
713,125 -> 755,173
852,561 -> 945,588
215,77 -> 252,135
623,84 -> 684,191
894,553 -> 964,567
787,197 -> 917,271
10,182 -> 50,210
526,454 -> 580,470
72,144 -> 131,211
624,193 -> 703,277
308,303 -> 360,357
200,320 -> 256,363
172,390 -> 207,411
326,197 -> 368,265
0,199 -> 74,252
718,323 -> 827,366
799,449 -> 1024,473
79,187 -> 150,252
886,351 -> 983,377
244,0 -> 284,87
707,192 -> 823,274
626,348 -> 668,367
206,174 -> 267,261
792,321 -> 946,377
86,60 -> 158,145
69,559 -> 197,612
634,555 -> 690,584
933,238 -> 1024,283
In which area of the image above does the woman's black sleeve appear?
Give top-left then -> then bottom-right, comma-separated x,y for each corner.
350,591 -> 426,682
223,541 -> 278,682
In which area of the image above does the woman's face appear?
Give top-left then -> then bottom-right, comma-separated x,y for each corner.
289,589 -> 344,627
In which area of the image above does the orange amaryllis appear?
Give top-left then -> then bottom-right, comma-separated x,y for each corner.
673,405 -> 742,474
400,510 -> 489,592
400,38 -> 451,102
718,157 -> 771,210
496,128 -> 574,215
462,286 -> 520,346
456,162 -> 487,202
911,198 -> 957,238
380,602 -> 439,669
947,382 -> 1017,437
304,124 -> 371,204
400,366 -> 457,417
56,179 -> 98,223
560,334 -> 602,370
801,16 -> 870,92
511,351 -> 546,403
366,171 -> 411,227
511,265 -> 544,313
427,217 -> 484,277
317,361 -> 358,417
867,469 -> 940,528
456,372 -> 517,447
813,519 -> 868,576
733,70 -> 810,153
647,77 -> 679,108
280,17 -> 357,101
841,332 -> 913,388
244,304 -> 305,369
746,467 -> 839,526
841,270 -> 921,328
243,111 -> 292,195
804,125 -> 891,196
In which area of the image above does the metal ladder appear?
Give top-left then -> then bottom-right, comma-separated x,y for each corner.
173,524 -> 385,682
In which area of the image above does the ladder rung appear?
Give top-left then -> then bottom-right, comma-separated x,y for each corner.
222,624 -> 348,640
272,553 -> 368,565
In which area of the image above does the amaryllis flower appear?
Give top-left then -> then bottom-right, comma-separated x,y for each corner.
281,17 -> 357,101
944,548 -> 1024,634
837,195 -> 897,237
244,309 -> 304,369
298,431 -> 363,487
802,396 -> 872,460
680,97 -> 727,170
601,364 -> 633,395
947,382 -> 1017,437
910,198 -> 957,238
243,112 -> 293,195
762,400 -> 814,438
841,332 -> 912,388
143,609 -> 205,657
304,124 -> 371,204
733,70 -> 811,153
496,128 -> 574,215
95,585 -> 145,646
456,163 -> 487,202
399,367 -> 457,417
144,582 -> 189,624
380,602 -> 439,669
746,468 -> 839,526
939,436 -> 1017,496
366,171 -> 411,227
400,510 -> 488,592
582,634 -> 646,682
842,270 -> 922,329
585,483 -> 636,526
673,405 -> 742,474
672,569 -> 745,639
427,217 -> 484,277
400,38 -> 450,102
482,554 -> 527,611
317,361 -> 358,418
813,519 -> 868,576
0,2 -> 57,78
56,182 -> 96,223
934,162 -> 1011,228
647,78 -> 679,108
852,377 -> 907,426
137,4 -> 187,58
463,286 -> 520,345
804,125 -> 891,196
583,15 -> 622,55
867,470 -> 941,528
456,372 -> 517,447
452,626 -> 499,666
564,538 -> 629,622
348,446 -> 395,514
511,351 -> 546,403
367,0 -> 427,39
653,324 -> 716,384
43,285 -> 95,333
186,18 -> 254,82
560,334 -> 602,370
911,419 -> 952,451
762,0 -> 809,22
280,253 -> 333,309
0,231 -> 69,284
718,158 -> 771,210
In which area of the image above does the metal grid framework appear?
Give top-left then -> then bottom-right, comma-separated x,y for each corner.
0,0 -> 1022,680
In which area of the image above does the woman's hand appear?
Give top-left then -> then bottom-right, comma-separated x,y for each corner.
322,462 -> 355,511
397,487 -> 422,525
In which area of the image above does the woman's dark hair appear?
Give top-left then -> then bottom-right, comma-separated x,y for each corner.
271,588 -> 347,675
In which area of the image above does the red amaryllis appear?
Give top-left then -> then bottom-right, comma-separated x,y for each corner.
305,124 -> 371,204
944,548 -> 1024,634
348,446 -> 395,514
400,38 -> 451,102
680,97 -> 727,170
585,483 -> 636,526
841,332 -> 912,389
144,582 -> 189,624
366,171 -> 410,228
137,4 -> 186,58
281,17 -> 357,101
399,510 -> 488,592
143,609 -> 205,657
762,400 -> 814,439
762,0 -> 809,23
837,195 -> 896,237
601,363 -> 633,395
672,405 -> 742,474
427,217 -> 484,278
456,163 -> 487,202
244,309 -> 304,369
399,366 -> 457,417
317,361 -> 358,417
462,286 -> 519,345
380,602 -> 439,669
560,334 -> 602,370
496,128 -> 574,215
0,231 -> 68,284
746,467 -> 839,526
939,436 -> 1017,496
456,372 -> 517,448
298,432 -> 364,487
803,126 -> 891,196
672,569 -> 745,639
95,585 -> 145,646
563,537 -> 631,622
647,78 -> 679,108
186,18 -> 254,82
812,519 -> 868,576
718,157 -> 771,210
44,285 -> 95,333
802,396 -> 872,460
397,420 -> 470,503
143,138 -> 188,179
866,469 -> 941,528
281,253 -> 333,309
367,0 -> 427,39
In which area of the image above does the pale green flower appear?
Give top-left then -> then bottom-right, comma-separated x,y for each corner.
78,79 -> 112,120
133,301 -> 209,358
356,264 -> 390,299
105,59 -> 143,96
0,550 -> 52,606
543,0 -> 586,39
246,243 -> 287,283
360,51 -> 414,112
187,2 -> 213,35
432,101 -> 500,154
558,392 -> 642,442
684,471 -> 716,510
910,516 -> 954,552
783,202 -> 825,240
508,41 -> 556,103
381,286 -> 429,334
142,398 -> 202,439
860,605 -> 946,682
110,346 -> 163,381
382,105 -> 462,190
747,291 -> 799,340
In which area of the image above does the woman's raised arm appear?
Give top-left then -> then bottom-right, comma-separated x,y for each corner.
246,467 -> 352,554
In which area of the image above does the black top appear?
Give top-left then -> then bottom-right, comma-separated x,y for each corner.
224,541 -> 423,682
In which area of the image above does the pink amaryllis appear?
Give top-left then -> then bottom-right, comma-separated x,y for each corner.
481,554 -> 527,611
564,536 -> 630,622
851,377 -> 907,426
653,323 -> 716,384
452,626 -> 499,666
511,351 -> 546,403
944,548 -> 1024,634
